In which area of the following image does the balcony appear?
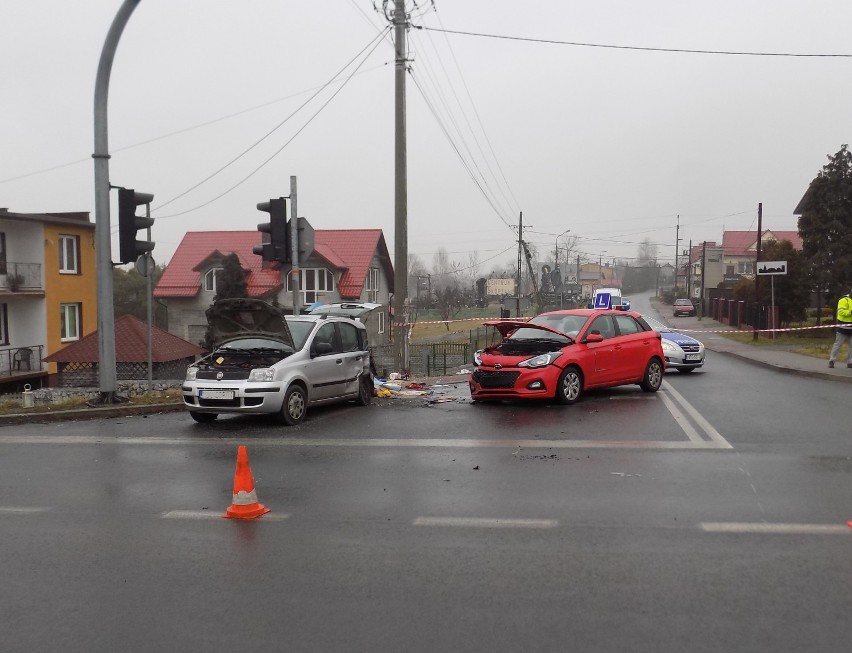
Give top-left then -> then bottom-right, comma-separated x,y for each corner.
0,262 -> 43,293
0,345 -> 46,380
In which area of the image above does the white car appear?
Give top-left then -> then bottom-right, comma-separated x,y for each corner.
183,299 -> 377,425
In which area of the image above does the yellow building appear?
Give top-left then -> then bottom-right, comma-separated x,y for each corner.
0,209 -> 97,386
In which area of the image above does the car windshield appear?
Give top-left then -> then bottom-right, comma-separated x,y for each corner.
284,318 -> 316,351
675,299 -> 692,305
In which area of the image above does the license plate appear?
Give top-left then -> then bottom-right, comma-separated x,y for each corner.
199,389 -> 234,400
684,354 -> 701,361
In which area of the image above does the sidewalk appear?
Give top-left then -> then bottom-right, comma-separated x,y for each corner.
654,305 -> 852,385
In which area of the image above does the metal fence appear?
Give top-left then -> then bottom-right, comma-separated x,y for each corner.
371,342 -> 472,377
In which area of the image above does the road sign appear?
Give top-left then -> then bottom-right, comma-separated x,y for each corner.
756,260 -> 787,276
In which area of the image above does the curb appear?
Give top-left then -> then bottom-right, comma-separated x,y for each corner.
0,402 -> 185,427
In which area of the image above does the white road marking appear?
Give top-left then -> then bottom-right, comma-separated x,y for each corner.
659,389 -> 705,444
661,381 -> 734,448
0,435 -> 732,449
701,522 -> 851,535
160,510 -> 290,521
413,517 -> 558,529
0,506 -> 51,514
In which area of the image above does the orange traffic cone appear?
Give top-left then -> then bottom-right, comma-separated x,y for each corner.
224,446 -> 271,519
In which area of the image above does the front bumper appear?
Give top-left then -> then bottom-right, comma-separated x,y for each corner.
469,367 -> 556,400
182,381 -> 284,414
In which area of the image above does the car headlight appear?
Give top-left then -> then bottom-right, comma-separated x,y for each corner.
661,341 -> 679,353
185,367 -> 198,381
474,349 -> 483,366
518,352 -> 562,368
248,368 -> 275,382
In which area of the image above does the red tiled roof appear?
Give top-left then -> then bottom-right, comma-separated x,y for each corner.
722,230 -> 802,256
155,229 -> 393,300
44,314 -> 204,363
314,229 -> 393,298
154,232 -> 282,299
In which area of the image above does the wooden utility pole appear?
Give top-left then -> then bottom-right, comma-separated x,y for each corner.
753,202 -> 763,341
516,212 -> 523,317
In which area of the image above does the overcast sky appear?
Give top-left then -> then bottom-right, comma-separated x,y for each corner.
3,1 -> 850,275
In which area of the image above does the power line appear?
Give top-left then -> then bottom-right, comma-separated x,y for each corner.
154,27 -> 390,219
154,27 -> 390,216
0,64 -> 390,187
415,25 -> 852,58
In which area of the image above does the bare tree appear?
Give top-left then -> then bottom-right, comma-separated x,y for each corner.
637,238 -> 658,266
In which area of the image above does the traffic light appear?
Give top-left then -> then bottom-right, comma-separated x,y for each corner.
253,198 -> 290,263
117,188 -> 155,264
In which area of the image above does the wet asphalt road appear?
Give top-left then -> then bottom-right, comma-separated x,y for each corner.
2,295 -> 851,652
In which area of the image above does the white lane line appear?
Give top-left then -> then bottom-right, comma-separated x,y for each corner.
659,388 -> 704,444
160,510 -> 290,521
701,522 -> 851,535
413,517 -> 558,529
0,506 -> 51,514
663,381 -> 734,449
0,435 -> 732,449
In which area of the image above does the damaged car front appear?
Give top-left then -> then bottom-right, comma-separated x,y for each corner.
469,317 -> 579,403
182,298 -> 303,423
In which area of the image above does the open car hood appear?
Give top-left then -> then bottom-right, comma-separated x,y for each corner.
483,320 -> 570,339
308,302 -> 381,319
206,298 -> 294,348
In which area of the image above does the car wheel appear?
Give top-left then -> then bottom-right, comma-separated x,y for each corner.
189,411 -> 218,423
281,384 -> 307,426
556,366 -> 583,405
355,374 -> 373,406
678,367 -> 696,373
640,358 -> 664,392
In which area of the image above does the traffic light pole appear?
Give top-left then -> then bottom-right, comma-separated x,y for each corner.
93,0 -> 141,402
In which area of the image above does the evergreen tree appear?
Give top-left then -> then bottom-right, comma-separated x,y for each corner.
797,144 -> 852,303
213,253 -> 249,302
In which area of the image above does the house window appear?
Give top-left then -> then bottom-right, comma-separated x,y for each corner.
736,261 -> 753,275
288,268 -> 334,304
0,303 -> 8,345
0,233 -> 6,275
204,268 -> 223,292
365,267 -> 379,302
378,311 -> 385,335
60,303 -> 81,342
59,234 -> 79,274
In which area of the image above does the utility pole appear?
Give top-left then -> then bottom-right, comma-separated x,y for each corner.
686,239 -> 692,298
753,202 -> 763,341
700,241 -> 707,318
515,212 -> 523,317
673,215 -> 680,295
290,176 -> 300,315
391,0 -> 409,372
93,0 -> 141,404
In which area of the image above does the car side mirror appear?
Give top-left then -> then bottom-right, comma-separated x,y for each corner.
584,333 -> 604,343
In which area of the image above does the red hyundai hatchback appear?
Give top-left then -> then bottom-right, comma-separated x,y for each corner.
469,309 -> 665,404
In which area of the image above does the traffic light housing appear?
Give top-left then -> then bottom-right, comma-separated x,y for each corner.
117,188 -> 155,264
253,198 -> 290,263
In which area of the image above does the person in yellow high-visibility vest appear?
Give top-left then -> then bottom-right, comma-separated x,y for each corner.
829,290 -> 852,368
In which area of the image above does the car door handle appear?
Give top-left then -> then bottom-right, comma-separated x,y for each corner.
335,359 -> 343,364
614,345 -> 623,351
